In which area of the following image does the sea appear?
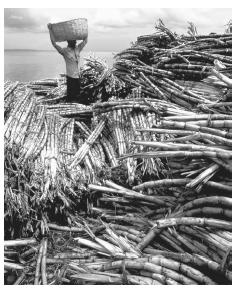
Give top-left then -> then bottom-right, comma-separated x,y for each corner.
4,50 -> 117,82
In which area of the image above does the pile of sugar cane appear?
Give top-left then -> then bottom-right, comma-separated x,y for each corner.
23,55 -> 128,104
4,21 -> 232,285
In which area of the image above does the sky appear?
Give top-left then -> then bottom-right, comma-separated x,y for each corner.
4,8 -> 232,51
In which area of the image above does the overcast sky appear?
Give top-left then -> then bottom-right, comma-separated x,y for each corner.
4,8 -> 232,51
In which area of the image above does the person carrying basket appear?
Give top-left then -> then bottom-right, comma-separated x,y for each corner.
48,22 -> 88,104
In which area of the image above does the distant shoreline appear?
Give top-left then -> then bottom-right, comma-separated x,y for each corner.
5,49 -> 118,53
5,50 -> 115,82
5,49 -> 53,52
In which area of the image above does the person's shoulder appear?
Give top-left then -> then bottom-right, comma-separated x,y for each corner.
61,47 -> 69,56
75,46 -> 81,53
62,47 -> 68,53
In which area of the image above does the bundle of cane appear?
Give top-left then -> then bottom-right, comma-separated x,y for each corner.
69,117 -> 107,170
4,81 -> 20,117
75,121 -> 106,167
5,88 -> 36,147
59,118 -> 76,165
18,105 -> 46,163
80,55 -> 129,103
45,102 -> 92,117
39,84 -> 67,103
113,20 -> 231,115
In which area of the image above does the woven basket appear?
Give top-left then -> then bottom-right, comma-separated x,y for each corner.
51,18 -> 88,42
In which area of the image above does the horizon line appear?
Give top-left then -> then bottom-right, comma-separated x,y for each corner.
4,48 -> 119,52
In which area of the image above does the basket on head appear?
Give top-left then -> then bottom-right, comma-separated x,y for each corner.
51,18 -> 88,42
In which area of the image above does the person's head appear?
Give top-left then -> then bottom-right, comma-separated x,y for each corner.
67,40 -> 76,49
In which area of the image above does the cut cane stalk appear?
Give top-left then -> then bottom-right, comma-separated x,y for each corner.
34,240 -> 44,285
138,217 -> 231,250
69,117 -> 106,168
41,238 -> 48,285
4,238 -> 37,247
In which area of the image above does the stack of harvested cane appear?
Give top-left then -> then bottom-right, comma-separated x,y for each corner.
4,20 -> 232,285
80,56 -> 129,102
113,20 -> 232,110
24,56 -> 129,105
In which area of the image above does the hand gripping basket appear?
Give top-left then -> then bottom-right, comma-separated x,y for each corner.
51,18 -> 88,42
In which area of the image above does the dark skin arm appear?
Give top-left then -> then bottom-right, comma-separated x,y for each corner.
47,23 -> 64,55
77,35 -> 88,52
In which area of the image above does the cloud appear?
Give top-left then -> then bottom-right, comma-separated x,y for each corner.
4,8 -> 49,32
154,8 -> 231,33
5,8 -> 231,35
87,8 -> 231,35
91,8 -> 153,31
4,8 -> 232,51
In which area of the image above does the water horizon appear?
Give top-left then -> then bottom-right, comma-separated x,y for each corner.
5,48 -> 119,53
5,50 -> 117,82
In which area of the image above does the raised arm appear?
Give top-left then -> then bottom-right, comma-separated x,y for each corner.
77,35 -> 88,52
47,23 -> 64,55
